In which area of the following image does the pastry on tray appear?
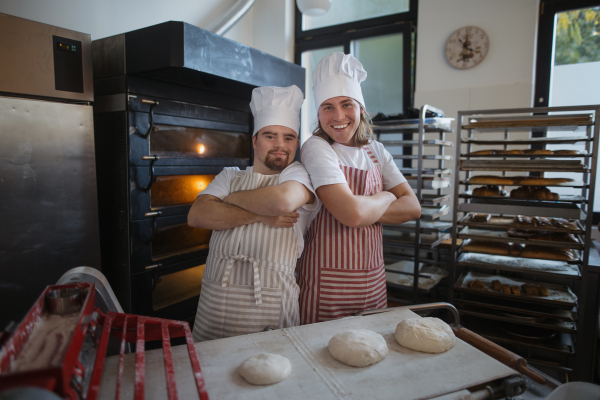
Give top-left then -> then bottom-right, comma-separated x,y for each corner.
469,213 -> 492,222
523,149 -> 553,155
553,150 -> 581,155
513,215 -> 579,231
473,185 -> 507,197
467,175 -> 515,185
520,245 -> 577,261
463,241 -> 523,256
510,186 -> 559,200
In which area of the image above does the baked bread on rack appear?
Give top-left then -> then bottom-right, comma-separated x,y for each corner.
473,185 -> 507,197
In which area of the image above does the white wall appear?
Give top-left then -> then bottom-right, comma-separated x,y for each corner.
0,0 -> 295,61
414,0 -> 538,118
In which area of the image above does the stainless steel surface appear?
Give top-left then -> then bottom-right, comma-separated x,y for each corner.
56,267 -> 124,313
0,13 -> 93,101
0,96 -> 101,330
45,288 -> 84,315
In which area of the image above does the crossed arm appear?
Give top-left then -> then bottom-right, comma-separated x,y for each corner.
187,180 -> 315,231
315,181 -> 420,228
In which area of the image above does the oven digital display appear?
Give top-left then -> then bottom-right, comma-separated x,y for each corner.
152,223 -> 212,259
151,175 -> 216,208
150,125 -> 250,159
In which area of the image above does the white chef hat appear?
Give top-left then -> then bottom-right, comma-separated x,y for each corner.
312,52 -> 367,113
250,85 -> 304,136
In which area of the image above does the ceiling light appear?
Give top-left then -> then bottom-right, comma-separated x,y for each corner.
296,0 -> 332,16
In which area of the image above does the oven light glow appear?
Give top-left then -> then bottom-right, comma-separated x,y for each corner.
196,179 -> 208,192
197,144 -> 205,154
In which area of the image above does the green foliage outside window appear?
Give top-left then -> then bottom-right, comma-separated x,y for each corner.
554,7 -> 600,65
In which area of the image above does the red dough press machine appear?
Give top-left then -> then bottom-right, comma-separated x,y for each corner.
0,268 -> 209,400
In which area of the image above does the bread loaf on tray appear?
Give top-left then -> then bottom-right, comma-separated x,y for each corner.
473,185 -> 507,197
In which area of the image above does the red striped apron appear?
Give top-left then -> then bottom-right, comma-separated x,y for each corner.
298,144 -> 387,324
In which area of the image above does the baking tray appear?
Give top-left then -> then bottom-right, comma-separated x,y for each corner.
399,168 -> 451,175
460,316 -> 574,356
420,204 -> 449,220
454,297 -> 576,323
460,159 -> 587,172
458,201 -> 585,220
408,178 -> 451,190
394,154 -> 453,160
455,271 -> 578,308
384,220 -> 452,233
457,252 -> 580,278
373,117 -> 454,132
461,179 -> 587,188
462,151 -> 589,158
458,227 -> 584,250
382,230 -> 450,249
421,194 -> 451,205
458,214 -> 584,234
460,191 -> 586,204
378,139 -> 453,147
457,304 -> 576,334
98,308 -> 516,400
460,239 -> 582,264
461,136 -> 592,145
384,254 -> 448,267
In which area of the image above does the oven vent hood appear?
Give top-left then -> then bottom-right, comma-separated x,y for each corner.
92,21 -> 304,97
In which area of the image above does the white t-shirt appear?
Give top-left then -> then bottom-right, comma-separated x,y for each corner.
200,161 -> 319,258
300,135 -> 407,190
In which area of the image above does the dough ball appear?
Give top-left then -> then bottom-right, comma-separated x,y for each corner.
395,317 -> 455,354
328,329 -> 388,367
239,353 -> 291,385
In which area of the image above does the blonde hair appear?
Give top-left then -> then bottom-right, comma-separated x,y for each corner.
312,107 -> 374,148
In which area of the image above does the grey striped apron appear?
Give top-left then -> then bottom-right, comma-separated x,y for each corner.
192,170 -> 300,342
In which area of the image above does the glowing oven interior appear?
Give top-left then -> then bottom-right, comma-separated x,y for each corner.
151,175 -> 216,208
150,124 -> 250,158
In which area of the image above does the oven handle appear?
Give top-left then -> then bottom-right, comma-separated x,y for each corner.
145,263 -> 163,292
140,156 -> 160,192
133,99 -> 159,139
144,211 -> 163,245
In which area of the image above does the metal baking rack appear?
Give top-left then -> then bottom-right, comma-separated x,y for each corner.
450,105 -> 600,381
373,105 -> 454,304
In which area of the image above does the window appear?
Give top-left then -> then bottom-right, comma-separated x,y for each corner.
534,0 -> 600,222
295,0 -> 417,143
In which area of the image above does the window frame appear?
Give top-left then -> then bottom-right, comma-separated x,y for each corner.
294,0 -> 418,112
534,0 -> 600,224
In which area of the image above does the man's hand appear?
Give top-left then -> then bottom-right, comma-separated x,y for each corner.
259,211 -> 299,228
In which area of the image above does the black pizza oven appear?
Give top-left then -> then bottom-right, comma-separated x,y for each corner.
92,22 -> 304,325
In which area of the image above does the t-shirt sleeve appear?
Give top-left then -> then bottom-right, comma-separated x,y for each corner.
371,141 -> 408,191
279,162 -> 320,212
300,136 -> 347,189
198,167 -> 238,200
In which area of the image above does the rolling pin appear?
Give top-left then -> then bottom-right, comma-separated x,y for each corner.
452,326 -> 547,385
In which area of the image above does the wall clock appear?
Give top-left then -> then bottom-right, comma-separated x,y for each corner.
445,26 -> 489,69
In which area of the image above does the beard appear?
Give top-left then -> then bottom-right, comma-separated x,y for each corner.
263,151 -> 290,172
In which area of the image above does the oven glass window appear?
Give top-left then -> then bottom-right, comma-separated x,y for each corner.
152,224 -> 212,259
150,124 -> 250,158
153,264 -> 205,311
151,175 -> 216,208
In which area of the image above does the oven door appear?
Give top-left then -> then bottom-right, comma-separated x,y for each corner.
130,214 -> 211,275
131,261 -> 205,323
130,165 -> 223,220
128,105 -> 252,168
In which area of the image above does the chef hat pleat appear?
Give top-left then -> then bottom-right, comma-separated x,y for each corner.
250,85 -> 304,136
312,52 -> 367,113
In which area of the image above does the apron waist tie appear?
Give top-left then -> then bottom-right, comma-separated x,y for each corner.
222,254 -> 262,305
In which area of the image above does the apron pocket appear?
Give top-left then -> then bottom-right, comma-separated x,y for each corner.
318,266 -> 387,321
195,280 -> 283,339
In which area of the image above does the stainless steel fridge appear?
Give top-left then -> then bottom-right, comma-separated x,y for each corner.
0,13 -> 101,329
